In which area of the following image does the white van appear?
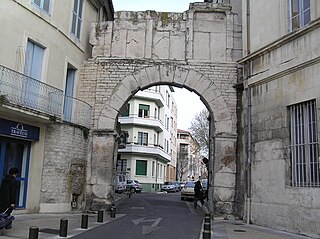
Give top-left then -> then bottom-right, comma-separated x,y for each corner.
115,174 -> 127,193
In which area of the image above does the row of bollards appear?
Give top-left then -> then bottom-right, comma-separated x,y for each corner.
28,207 -> 117,239
202,213 -> 211,239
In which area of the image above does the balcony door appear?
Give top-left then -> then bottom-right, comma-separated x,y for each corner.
24,40 -> 44,108
64,68 -> 75,122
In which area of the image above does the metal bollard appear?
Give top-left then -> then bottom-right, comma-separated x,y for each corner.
59,218 -> 68,237
204,222 -> 211,231
97,210 -> 104,223
110,206 -> 116,218
204,215 -> 211,223
81,214 -> 88,229
28,226 -> 39,239
203,229 -> 211,239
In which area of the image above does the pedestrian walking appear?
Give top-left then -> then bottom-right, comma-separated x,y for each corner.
194,179 -> 204,208
0,167 -> 19,229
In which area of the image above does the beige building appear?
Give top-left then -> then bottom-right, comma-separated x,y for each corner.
118,85 -> 178,192
0,0 -> 113,213
239,0 -> 320,237
176,129 -> 203,182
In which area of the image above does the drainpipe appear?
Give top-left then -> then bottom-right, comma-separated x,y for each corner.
245,0 -> 252,225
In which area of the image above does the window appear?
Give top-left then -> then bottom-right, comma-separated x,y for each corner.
138,132 -> 148,145
152,161 -> 155,176
120,104 -> 130,117
154,108 -> 157,119
116,159 -> 127,172
289,0 -> 310,31
32,0 -> 50,13
138,104 -> 149,118
136,160 -> 147,176
64,68 -> 76,122
25,40 -> 44,80
24,40 -> 45,107
71,0 -> 84,39
289,100 -> 319,187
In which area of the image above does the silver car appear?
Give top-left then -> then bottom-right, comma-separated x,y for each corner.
180,181 -> 196,200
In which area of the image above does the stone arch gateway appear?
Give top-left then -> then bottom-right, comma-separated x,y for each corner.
79,2 -> 242,214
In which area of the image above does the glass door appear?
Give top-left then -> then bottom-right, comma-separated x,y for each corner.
0,137 -> 31,209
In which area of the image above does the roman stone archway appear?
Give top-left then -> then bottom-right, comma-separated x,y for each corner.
79,2 -> 241,214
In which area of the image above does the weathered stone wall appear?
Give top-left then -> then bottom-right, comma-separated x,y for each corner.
40,123 -> 88,213
241,20 -> 320,237
79,58 -> 239,213
79,2 -> 242,214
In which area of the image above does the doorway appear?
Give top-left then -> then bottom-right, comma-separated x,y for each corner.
0,137 -> 31,209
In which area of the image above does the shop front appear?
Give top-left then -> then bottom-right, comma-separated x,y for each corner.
0,118 -> 39,209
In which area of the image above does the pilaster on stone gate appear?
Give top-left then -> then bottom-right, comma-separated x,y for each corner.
88,130 -> 118,210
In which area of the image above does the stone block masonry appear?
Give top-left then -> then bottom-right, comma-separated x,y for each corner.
40,123 -> 89,213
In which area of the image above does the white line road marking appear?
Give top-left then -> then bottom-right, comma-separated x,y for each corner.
132,217 -> 162,235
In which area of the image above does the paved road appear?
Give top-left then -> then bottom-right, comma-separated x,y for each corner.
71,192 -> 203,239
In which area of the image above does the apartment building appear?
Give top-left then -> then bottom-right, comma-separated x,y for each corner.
239,0 -> 320,236
118,85 -> 177,192
176,129 -> 202,182
0,0 -> 113,213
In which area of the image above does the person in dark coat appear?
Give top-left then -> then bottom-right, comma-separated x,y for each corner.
194,179 -> 204,208
0,167 -> 19,229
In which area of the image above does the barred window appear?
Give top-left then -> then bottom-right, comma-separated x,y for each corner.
289,100 -> 319,187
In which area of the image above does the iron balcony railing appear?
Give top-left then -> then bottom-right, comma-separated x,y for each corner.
0,65 -> 91,128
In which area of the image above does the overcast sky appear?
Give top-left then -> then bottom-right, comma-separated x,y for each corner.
113,0 -> 196,12
113,0 -> 206,130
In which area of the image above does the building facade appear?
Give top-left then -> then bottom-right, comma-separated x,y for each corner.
118,85 -> 178,192
239,0 -> 320,236
176,129 -> 203,182
0,0 -> 113,213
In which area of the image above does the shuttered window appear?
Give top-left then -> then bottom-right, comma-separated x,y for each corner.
136,160 -> 147,176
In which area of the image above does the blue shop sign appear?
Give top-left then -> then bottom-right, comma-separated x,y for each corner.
0,118 -> 40,141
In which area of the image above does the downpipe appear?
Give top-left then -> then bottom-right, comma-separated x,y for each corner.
245,0 -> 252,225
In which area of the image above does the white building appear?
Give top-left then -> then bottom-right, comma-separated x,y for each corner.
118,85 -> 178,192
0,0 -> 113,213
176,129 -> 202,182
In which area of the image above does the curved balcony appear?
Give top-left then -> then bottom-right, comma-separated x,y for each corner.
119,114 -> 163,132
118,142 -> 171,163
0,65 -> 91,128
135,89 -> 165,107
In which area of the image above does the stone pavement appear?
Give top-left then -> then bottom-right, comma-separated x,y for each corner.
0,194 -> 315,239
196,202 -> 314,239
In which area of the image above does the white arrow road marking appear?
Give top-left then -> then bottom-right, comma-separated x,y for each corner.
132,217 -> 162,235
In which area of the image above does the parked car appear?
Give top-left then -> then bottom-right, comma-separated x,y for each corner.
161,181 -> 178,192
174,181 -> 181,191
181,181 -> 196,200
115,174 -> 127,193
126,179 -> 143,193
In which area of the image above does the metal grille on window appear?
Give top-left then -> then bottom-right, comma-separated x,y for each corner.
289,100 -> 319,187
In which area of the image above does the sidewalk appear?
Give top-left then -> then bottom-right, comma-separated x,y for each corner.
0,193 -> 127,239
197,202 -> 314,239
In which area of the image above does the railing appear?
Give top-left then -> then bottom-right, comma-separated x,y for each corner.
0,65 -> 92,128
